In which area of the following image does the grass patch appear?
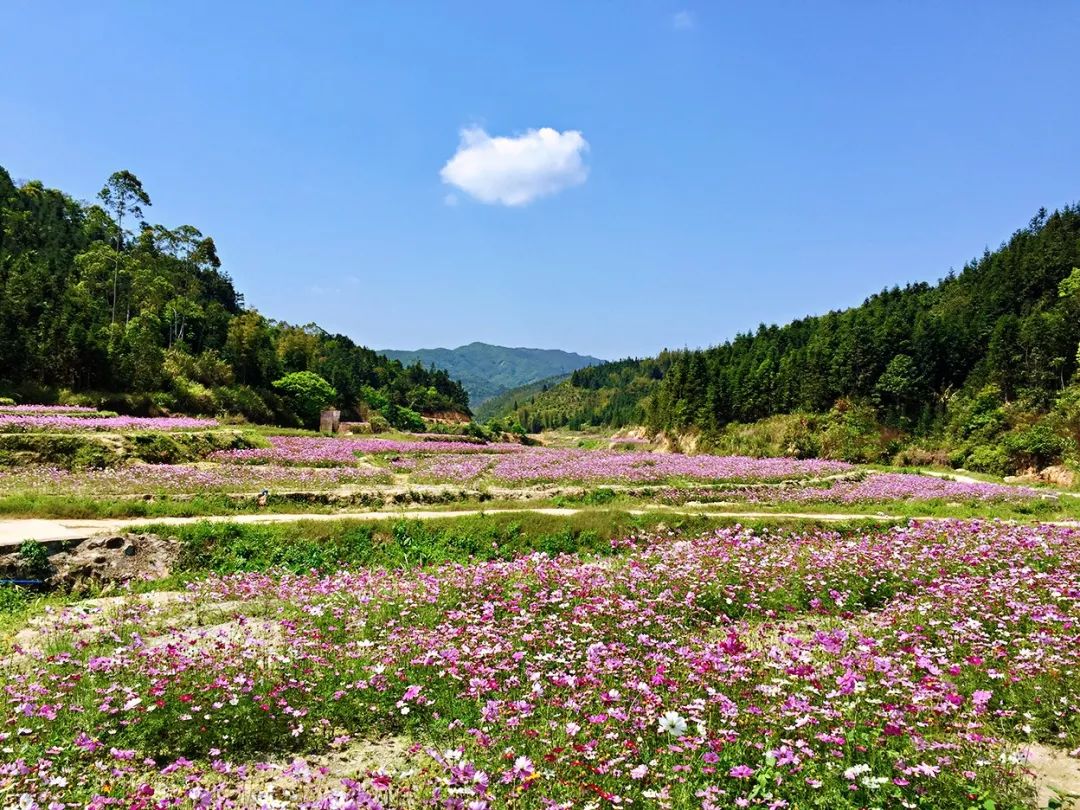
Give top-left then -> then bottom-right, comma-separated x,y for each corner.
0,493 -> 288,519
147,510 -> 849,575
0,429 -> 265,470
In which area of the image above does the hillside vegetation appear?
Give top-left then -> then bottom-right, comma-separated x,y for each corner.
491,207 -> 1080,476
0,167 -> 468,427
472,373 -> 573,421
380,341 -> 601,404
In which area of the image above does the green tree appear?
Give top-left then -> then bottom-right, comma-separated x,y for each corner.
98,171 -> 151,324
272,371 -> 337,426
875,354 -> 924,419
224,311 -> 279,386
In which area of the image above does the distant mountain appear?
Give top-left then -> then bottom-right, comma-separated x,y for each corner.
379,342 -> 604,405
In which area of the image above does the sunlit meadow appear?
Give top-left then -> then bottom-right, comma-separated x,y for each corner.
2,520 -> 1077,808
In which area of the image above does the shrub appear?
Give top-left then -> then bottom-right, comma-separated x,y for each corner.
164,349 -> 234,388
216,385 -> 276,424
272,372 -> 337,428
368,413 -> 391,433
892,446 -> 951,468
169,377 -> 217,415
966,445 -> 1009,476
1003,424 -> 1070,470
18,539 -> 50,577
382,402 -> 426,432
819,400 -> 891,463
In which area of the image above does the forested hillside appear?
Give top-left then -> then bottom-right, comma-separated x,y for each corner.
492,207 -> 1080,474
379,342 -> 602,405
0,167 -> 469,426
473,373 -> 577,422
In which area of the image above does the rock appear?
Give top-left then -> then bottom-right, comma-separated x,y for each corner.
1023,743 -> 1080,810
45,532 -> 179,588
1005,473 -> 1040,485
1039,465 -> 1077,488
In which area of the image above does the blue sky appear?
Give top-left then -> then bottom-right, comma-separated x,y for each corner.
2,1 -> 1078,359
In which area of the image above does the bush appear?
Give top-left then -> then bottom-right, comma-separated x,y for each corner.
272,372 -> 337,428
966,445 -> 1009,476
216,385 -> 276,424
892,446 -> 952,468
382,402 -> 426,432
164,349 -> 234,388
819,400 -> 892,463
1003,424 -> 1070,471
0,397 -> 14,407
18,539 -> 50,577
169,377 -> 217,415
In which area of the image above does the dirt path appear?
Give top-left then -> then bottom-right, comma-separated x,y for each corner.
918,468 -> 1080,498
0,507 -> 904,547
3,507 -> 1079,549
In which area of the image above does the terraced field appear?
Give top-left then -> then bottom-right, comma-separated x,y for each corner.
0,414 -> 1078,807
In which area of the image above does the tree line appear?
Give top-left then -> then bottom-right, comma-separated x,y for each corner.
495,207 -> 1080,472
0,167 -> 469,426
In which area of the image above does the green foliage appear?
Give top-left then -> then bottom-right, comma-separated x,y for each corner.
382,402 -> 426,432
1059,267 -> 1080,299
0,429 -> 261,470
214,385 -> 276,423
0,583 -> 33,613
0,166 -> 469,424
486,206 -> 1080,472
166,512 -> 721,575
17,539 -> 50,576
966,445 -> 1009,476
1002,423 -> 1071,470
271,371 -> 337,427
819,400 -> 897,463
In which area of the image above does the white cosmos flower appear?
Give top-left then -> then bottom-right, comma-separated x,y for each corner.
844,763 -> 871,780
657,711 -> 688,737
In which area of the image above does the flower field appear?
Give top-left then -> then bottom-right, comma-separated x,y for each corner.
660,473 -> 1056,506
2,519 -> 1077,808
210,437 -> 523,466
0,463 -> 390,496
211,437 -> 853,485
0,413 -> 218,432
2,427 -> 1065,513
0,405 -> 99,415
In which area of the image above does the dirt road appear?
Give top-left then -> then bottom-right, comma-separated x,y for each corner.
0,507 -> 918,548
3,506 -> 1079,549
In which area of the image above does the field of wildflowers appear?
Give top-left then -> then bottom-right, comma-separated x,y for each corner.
0,412 -> 218,432
3,425 -> 1067,521
0,406 -> 100,415
2,519 -> 1077,808
658,472 -> 1058,506
211,437 -> 853,485
0,463 -> 390,496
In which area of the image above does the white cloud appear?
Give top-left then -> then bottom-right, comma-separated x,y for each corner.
672,10 -> 695,30
440,126 -> 589,206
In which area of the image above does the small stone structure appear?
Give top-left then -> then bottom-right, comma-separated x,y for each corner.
320,409 -> 341,433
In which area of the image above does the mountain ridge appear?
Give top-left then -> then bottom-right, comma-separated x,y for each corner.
378,342 -> 604,405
